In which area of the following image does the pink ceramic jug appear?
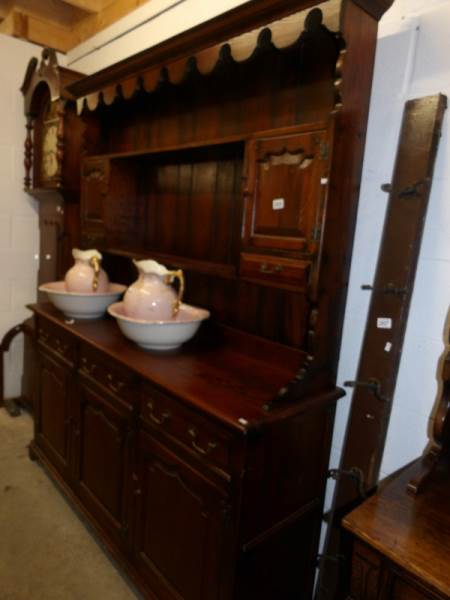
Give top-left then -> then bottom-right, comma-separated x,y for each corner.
123,259 -> 184,321
65,249 -> 109,293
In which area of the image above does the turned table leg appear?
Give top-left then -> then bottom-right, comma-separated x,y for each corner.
0,323 -> 27,418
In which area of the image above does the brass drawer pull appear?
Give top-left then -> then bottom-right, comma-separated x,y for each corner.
81,357 -> 97,376
188,428 -> 217,456
147,401 -> 170,426
260,263 -> 283,274
106,373 -> 125,394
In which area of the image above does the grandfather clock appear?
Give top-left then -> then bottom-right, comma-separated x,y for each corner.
0,49 -> 84,416
21,47 -> 84,285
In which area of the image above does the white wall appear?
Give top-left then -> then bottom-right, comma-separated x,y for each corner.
0,34 -> 42,398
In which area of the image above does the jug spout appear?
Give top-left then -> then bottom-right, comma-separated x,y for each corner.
73,248 -> 102,262
132,259 -> 171,277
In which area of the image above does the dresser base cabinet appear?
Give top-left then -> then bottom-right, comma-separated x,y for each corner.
344,460 -> 450,600
30,304 -> 340,600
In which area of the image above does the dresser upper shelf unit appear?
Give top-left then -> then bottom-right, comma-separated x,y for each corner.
66,0 -> 394,397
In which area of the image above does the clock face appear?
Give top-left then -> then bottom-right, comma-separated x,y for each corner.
41,122 -> 59,180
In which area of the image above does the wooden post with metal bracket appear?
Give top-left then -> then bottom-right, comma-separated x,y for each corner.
316,93 -> 448,600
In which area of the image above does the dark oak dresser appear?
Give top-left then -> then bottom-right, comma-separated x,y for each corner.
25,0 -> 395,598
31,302 -> 339,599
343,459 -> 450,600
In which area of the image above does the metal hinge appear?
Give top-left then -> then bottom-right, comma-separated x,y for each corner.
316,553 -> 346,567
328,467 -> 366,499
344,378 -> 388,404
320,141 -> 329,161
311,225 -> 321,242
361,282 -> 407,297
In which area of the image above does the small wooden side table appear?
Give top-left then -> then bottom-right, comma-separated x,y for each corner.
343,458 -> 450,600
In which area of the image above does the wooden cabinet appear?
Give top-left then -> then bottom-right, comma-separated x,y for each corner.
243,126 -> 332,256
30,305 -> 339,599
73,379 -> 133,549
80,158 -> 109,246
35,351 -> 72,481
134,431 -> 232,600
25,0 -> 395,598
344,460 -> 450,600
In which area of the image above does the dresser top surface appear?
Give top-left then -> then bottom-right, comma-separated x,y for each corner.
31,303 -> 340,432
343,459 -> 450,597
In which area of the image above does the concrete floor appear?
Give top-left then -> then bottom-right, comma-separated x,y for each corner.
0,408 -> 139,600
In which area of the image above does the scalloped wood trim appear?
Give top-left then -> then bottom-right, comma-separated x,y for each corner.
75,1 -> 342,114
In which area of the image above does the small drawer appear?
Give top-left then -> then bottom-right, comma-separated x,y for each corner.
37,317 -> 76,365
140,384 -> 233,473
79,344 -> 135,403
240,253 -> 310,290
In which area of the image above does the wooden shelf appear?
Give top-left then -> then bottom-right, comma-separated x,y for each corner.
103,247 -> 237,280
85,121 -> 328,163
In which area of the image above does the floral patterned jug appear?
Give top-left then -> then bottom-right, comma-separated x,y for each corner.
65,249 -> 109,293
123,259 -> 184,321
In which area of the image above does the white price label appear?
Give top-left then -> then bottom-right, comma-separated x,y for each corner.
272,198 -> 285,210
377,317 -> 392,330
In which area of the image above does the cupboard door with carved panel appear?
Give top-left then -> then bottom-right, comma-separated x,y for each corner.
35,351 -> 72,481
243,126 -> 332,256
80,158 -> 109,246
133,430 -> 233,600
73,379 -> 133,550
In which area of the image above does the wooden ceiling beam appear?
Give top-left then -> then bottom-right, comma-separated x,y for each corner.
0,8 -> 76,52
0,1 -> 13,19
58,0 -> 116,14
73,0 -> 151,44
0,0 -> 153,52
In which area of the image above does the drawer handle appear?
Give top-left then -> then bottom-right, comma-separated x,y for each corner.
188,428 -> 217,456
55,338 -> 69,354
147,401 -> 170,426
106,373 -> 125,394
81,357 -> 97,376
260,263 -> 283,274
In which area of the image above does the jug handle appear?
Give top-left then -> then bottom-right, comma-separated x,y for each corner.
166,269 -> 184,316
90,256 -> 100,292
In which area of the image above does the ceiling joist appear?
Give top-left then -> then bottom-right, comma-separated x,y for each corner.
59,0 -> 116,14
0,0 -> 152,53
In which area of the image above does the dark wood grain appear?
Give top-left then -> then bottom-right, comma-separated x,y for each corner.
67,0 -> 393,101
318,93 -> 447,600
31,305 -> 341,599
24,1 -> 395,597
30,302 -> 340,431
344,459 -> 450,599
408,325 -> 450,494
337,94 -> 447,505
353,0 -> 395,19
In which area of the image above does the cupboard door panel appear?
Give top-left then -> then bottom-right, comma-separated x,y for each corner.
134,431 -> 232,600
74,381 -> 132,548
244,128 -> 331,254
36,352 -> 71,479
80,158 -> 109,236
